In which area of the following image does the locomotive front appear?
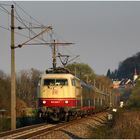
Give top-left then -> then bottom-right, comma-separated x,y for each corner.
37,73 -> 81,121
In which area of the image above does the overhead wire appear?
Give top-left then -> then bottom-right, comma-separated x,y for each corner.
46,28 -> 79,65
13,2 -> 70,59
0,5 -> 10,15
0,8 -> 45,44
0,2 -> 41,27
52,31 -> 78,64
0,4 -> 51,43
0,24 -> 36,40
0,2 -> 79,64
0,7 -> 34,39
11,1 -> 56,51
0,25 -> 9,31
0,3 -> 12,6
14,6 -> 53,46
12,1 -> 44,27
13,1 -> 52,43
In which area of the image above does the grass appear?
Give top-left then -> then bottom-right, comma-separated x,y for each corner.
90,109 -> 140,139
0,117 -> 11,132
0,116 -> 44,132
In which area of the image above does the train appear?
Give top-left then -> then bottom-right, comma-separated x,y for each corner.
37,67 -> 111,121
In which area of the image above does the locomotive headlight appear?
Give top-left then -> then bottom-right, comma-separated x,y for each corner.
42,100 -> 46,104
65,100 -> 69,104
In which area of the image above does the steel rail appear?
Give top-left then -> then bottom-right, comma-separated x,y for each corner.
30,112 -> 108,139
0,112 -> 108,139
0,122 -> 46,138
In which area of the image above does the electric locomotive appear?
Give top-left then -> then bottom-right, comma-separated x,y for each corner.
37,67 -> 109,121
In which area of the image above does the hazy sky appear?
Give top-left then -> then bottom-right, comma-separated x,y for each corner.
0,1 -> 140,75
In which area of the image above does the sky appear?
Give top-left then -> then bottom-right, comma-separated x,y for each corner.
0,1 -> 140,75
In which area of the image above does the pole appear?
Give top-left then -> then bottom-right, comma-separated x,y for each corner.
52,40 -> 56,70
11,5 -> 16,130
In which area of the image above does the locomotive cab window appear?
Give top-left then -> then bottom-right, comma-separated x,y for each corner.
44,79 -> 68,86
71,79 -> 80,87
72,79 -> 76,86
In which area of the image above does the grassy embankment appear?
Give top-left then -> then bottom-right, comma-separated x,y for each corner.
90,109 -> 140,139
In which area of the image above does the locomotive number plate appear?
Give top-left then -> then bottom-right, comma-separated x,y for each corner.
51,100 -> 60,103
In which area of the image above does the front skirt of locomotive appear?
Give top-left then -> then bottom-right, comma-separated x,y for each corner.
38,98 -> 80,121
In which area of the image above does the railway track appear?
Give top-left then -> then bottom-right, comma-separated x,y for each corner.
0,123 -> 48,139
0,123 -> 57,139
0,112 -> 108,139
31,112 -> 108,139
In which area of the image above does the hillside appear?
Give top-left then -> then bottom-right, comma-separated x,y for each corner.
107,52 -> 140,80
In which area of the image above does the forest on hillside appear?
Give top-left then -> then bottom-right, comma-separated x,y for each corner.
107,52 -> 140,80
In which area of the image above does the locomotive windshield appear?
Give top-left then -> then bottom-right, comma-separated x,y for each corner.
44,79 -> 68,86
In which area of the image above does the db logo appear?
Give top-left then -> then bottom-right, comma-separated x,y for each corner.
52,89 -> 58,95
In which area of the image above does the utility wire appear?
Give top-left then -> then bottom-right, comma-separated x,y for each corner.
0,24 -> 32,39
12,1 -> 45,27
0,2 -> 74,56
0,5 -> 53,45
0,5 -> 28,26
0,25 -> 9,31
0,4 -> 73,47
0,5 -> 10,14
14,7 -> 41,27
0,3 -> 12,6
0,2 -> 41,27
14,7 -> 53,45
0,5 -> 43,30
18,27 -> 52,48
13,1 -> 54,45
0,2 -> 79,65
0,24 -> 52,46
0,26 -> 53,45
0,6 -> 32,39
